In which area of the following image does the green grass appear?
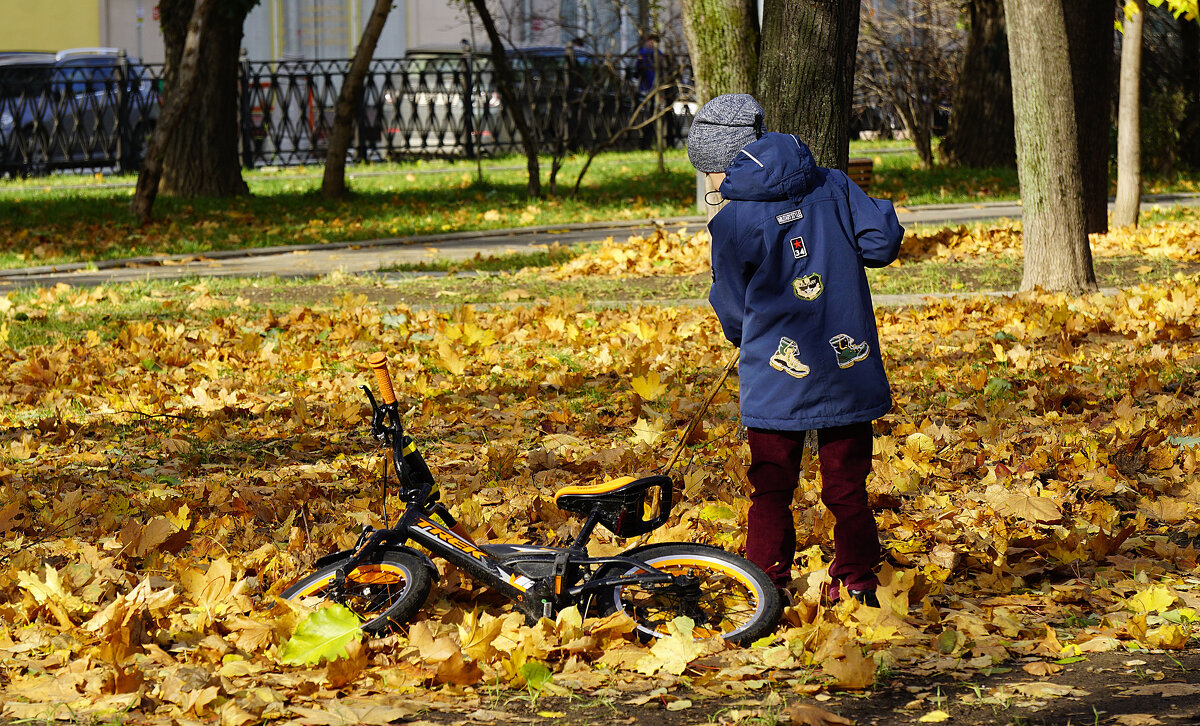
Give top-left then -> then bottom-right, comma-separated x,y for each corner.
0,151 -> 698,270
1,145 -> 1197,270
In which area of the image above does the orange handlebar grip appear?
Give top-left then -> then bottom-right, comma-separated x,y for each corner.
367,352 -> 396,405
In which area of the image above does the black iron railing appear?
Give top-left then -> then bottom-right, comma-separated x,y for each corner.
0,52 -> 695,177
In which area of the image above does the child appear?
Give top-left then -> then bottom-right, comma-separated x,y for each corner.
686,94 -> 903,606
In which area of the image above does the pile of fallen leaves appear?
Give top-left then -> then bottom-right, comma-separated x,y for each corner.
900,216 -> 1200,264
524,225 -> 712,280
537,212 -> 1200,279
1,266 -> 1199,722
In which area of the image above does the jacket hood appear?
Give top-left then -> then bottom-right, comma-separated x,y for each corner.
718,132 -> 818,202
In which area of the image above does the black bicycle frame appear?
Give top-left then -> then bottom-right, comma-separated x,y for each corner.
331,385 -> 680,622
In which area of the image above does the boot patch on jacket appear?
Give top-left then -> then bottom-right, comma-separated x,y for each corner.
790,237 -> 808,260
769,337 -> 811,379
792,273 -> 823,301
829,334 -> 870,369
776,208 -> 804,224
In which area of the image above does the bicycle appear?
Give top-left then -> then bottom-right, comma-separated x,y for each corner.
282,352 -> 782,644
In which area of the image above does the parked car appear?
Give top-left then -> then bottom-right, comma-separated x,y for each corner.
381,48 -> 500,157
0,53 -> 56,176
0,48 -> 158,176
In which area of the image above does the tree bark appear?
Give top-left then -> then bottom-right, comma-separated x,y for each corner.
130,0 -> 212,224
681,0 -> 758,103
1064,1 -> 1117,235
158,0 -> 254,198
469,0 -> 541,197
1113,0 -> 1144,228
758,0 -> 860,169
1003,0 -> 1096,293
322,0 -> 392,200
940,0 -> 1015,168
1180,16 -> 1200,170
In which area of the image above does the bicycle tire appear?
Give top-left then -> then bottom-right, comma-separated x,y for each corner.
596,543 -> 781,645
281,548 -> 432,635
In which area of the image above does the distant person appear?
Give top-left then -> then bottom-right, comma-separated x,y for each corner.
686,93 -> 904,607
635,34 -> 677,148
636,34 -> 661,95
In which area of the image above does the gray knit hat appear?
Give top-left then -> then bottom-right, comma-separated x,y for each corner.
686,93 -> 765,173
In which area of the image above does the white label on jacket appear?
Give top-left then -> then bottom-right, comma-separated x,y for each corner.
776,208 -> 804,224
790,237 -> 808,259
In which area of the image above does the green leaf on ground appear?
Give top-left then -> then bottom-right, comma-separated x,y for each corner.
280,604 -> 363,666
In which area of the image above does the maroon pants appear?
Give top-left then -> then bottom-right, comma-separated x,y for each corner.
745,422 -> 880,591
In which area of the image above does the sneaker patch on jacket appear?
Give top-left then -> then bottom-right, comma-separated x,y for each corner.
776,208 -> 804,225
829,334 -> 870,368
790,237 -> 808,260
792,273 -> 823,301
769,337 -> 811,379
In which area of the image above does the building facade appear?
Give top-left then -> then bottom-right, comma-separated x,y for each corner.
0,0 -> 674,63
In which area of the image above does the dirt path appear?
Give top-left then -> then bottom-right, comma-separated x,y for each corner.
304,650 -> 1200,725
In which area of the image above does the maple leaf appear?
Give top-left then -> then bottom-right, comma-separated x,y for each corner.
985,484 -> 1063,523
1125,586 -> 1178,614
16,567 -> 93,626
787,703 -> 854,725
635,617 -> 703,675
630,371 -> 668,400
287,701 -> 417,726
279,604 -> 363,666
437,340 -> 467,376
822,646 -> 876,690
325,640 -> 369,688
629,416 -> 666,446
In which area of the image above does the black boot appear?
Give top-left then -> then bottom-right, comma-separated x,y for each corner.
847,588 -> 879,608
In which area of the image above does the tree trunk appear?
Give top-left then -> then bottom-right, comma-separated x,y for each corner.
1180,16 -> 1200,170
1003,0 -> 1096,293
1064,2 -> 1116,235
940,0 -> 1015,168
469,0 -> 540,198
322,0 -> 392,200
1113,0 -> 1144,228
681,0 -> 758,103
158,0 -> 252,198
758,0 -> 859,170
130,0 -> 212,224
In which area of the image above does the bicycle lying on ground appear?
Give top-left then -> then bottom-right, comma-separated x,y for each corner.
282,353 -> 782,644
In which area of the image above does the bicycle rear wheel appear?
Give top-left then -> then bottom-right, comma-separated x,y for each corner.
282,548 -> 431,635
597,543 -> 781,645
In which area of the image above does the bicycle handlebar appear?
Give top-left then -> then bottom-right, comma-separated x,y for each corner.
367,352 -> 397,405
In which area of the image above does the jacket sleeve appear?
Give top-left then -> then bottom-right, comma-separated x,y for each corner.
707,209 -> 750,348
845,172 -> 904,268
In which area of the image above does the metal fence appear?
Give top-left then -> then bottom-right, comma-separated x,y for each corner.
0,52 -> 696,177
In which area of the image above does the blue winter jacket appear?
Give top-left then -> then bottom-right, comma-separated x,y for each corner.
709,132 -> 903,431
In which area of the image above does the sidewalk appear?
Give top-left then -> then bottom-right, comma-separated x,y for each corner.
1,194 -> 1197,293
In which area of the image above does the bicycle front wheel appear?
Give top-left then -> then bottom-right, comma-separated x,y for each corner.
597,543 -> 781,645
281,548 -> 432,635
